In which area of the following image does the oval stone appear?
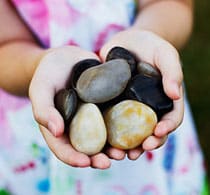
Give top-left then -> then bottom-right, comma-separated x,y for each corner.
69,103 -> 107,155
137,61 -> 160,78
104,100 -> 157,149
70,59 -> 101,88
54,89 -> 78,125
125,74 -> 173,119
76,59 -> 131,103
106,46 -> 137,74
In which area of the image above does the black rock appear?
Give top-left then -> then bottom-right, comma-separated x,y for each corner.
106,46 -> 137,75
97,92 -> 126,112
70,59 -> 101,88
54,89 -> 78,125
125,74 -> 173,119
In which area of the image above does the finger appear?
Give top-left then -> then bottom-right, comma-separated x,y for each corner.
105,147 -> 126,160
40,125 -> 91,167
154,86 -> 184,137
29,78 -> 64,137
100,43 -> 118,62
91,153 -> 111,169
127,147 -> 144,160
155,45 -> 183,100
142,135 -> 168,151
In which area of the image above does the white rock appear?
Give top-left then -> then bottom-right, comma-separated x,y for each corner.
69,103 -> 107,155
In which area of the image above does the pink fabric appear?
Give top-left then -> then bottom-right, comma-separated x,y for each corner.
11,0 -> 132,50
12,0 -> 50,46
0,89 -> 28,147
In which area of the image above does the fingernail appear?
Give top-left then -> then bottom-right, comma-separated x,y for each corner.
48,121 -> 57,136
173,82 -> 180,98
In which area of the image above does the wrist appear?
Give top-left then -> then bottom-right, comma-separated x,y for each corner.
132,0 -> 193,49
25,46 -> 48,96
130,24 -> 169,45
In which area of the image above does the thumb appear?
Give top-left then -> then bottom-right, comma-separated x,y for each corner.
99,44 -> 110,62
99,40 -> 124,62
156,46 -> 183,100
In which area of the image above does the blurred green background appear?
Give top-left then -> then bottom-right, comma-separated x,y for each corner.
181,1 -> 210,184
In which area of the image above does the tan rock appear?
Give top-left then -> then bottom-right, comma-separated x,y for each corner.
104,100 -> 157,149
69,103 -> 107,155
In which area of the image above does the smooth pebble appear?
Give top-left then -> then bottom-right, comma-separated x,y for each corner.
76,59 -> 131,103
69,103 -> 107,155
104,100 -> 157,149
71,59 -> 101,88
137,61 -> 160,77
106,46 -> 137,74
125,74 -> 173,119
54,89 -> 78,124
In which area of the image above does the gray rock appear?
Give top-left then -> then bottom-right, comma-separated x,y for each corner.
76,59 -> 131,103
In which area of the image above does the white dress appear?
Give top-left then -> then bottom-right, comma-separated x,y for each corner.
0,0 -> 207,194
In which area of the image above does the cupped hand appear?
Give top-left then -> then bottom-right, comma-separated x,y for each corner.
100,29 -> 184,160
29,46 -> 112,169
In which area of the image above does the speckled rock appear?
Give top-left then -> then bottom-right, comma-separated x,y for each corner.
69,103 -> 107,155
54,89 -> 78,124
76,59 -> 131,103
104,100 -> 157,149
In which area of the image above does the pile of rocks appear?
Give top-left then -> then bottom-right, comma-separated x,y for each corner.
55,47 -> 173,155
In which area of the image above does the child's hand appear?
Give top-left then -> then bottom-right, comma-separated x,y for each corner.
29,46 -> 112,169
100,29 -> 184,160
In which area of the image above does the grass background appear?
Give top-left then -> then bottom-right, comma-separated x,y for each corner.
181,1 -> 210,184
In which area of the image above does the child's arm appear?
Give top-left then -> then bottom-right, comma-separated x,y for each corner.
0,0 -> 45,96
136,0 -> 193,49
100,0 -> 193,160
0,1 -> 111,169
